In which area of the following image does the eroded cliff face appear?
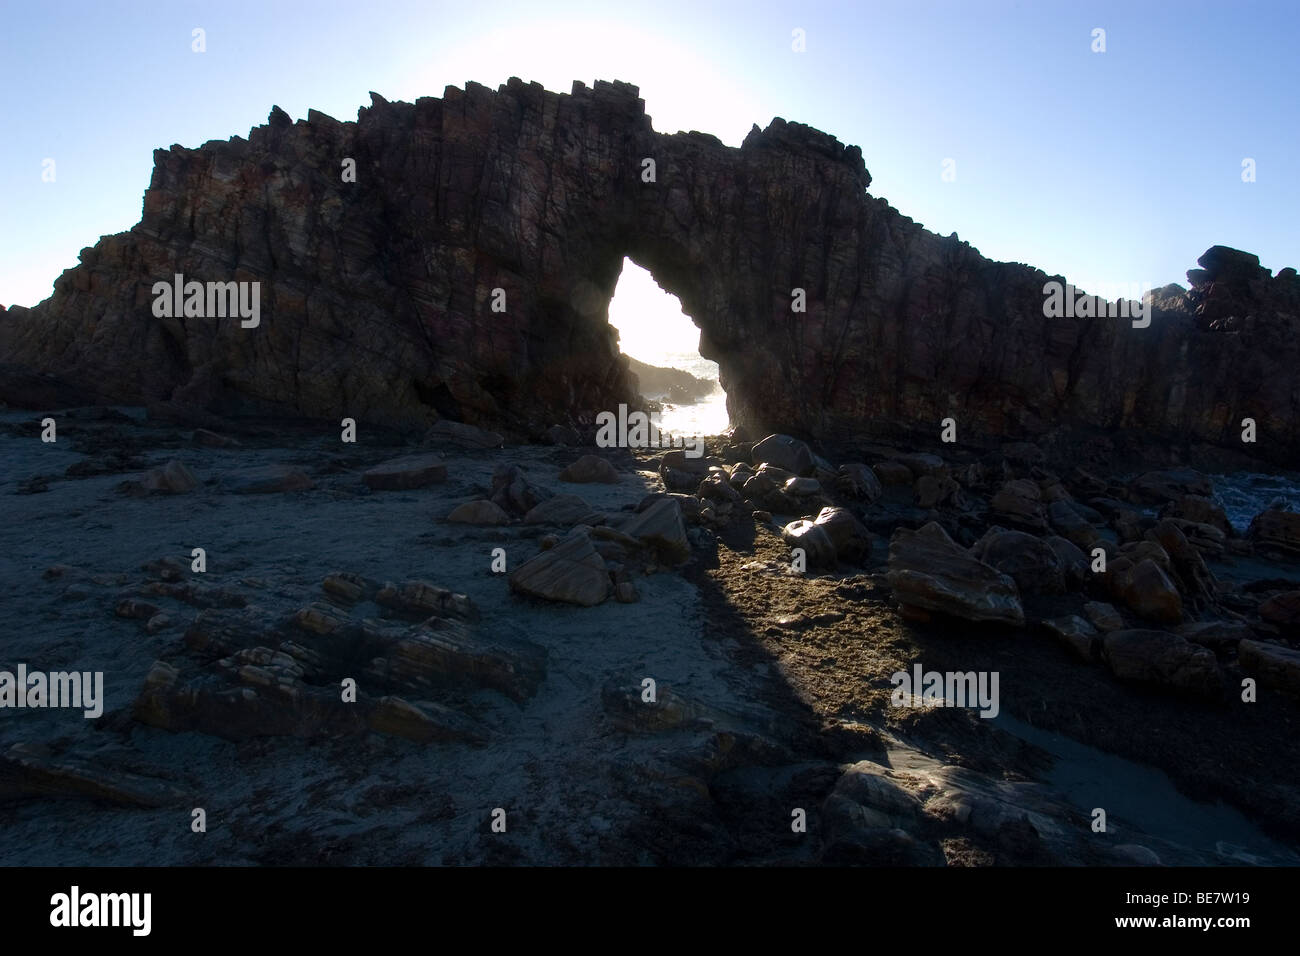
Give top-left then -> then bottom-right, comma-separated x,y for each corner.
2,78 -> 1297,459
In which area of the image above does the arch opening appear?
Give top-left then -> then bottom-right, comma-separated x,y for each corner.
607,257 -> 730,438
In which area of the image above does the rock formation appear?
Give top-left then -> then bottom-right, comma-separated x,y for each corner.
2,78 -> 1298,463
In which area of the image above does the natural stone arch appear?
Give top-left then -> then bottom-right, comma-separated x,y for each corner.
0,77 -> 1296,463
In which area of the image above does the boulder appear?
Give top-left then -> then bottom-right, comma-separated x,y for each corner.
916,474 -> 962,509
523,494 -> 603,526
1042,615 -> 1099,662
1129,469 -> 1213,505
697,472 -> 742,504
620,498 -> 691,564
872,460 -> 914,486
508,534 -> 610,606
1238,639 -> 1300,696
751,434 -> 814,476
990,479 -> 1047,533
491,464 -> 551,515
1174,620 -> 1252,651
1248,509 -> 1300,557
835,463 -> 883,501
781,520 -> 838,568
545,424 -> 581,446
1048,499 -> 1100,550
972,528 -> 1065,595
814,506 -> 872,563
139,459 -> 199,494
895,453 -> 947,478
886,522 -> 1024,626
1045,535 -> 1089,588
1161,495 -> 1231,536
1259,591 -> 1300,631
1101,629 -> 1223,699
1083,601 -> 1125,632
1147,519 -> 1217,609
784,476 -> 821,496
559,454 -> 620,484
1117,558 -> 1184,626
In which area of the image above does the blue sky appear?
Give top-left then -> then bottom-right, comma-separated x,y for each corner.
2,0 -> 1296,315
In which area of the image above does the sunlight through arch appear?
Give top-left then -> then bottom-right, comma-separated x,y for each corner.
607,258 -> 729,436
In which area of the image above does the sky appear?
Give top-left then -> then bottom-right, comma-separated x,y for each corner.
2,0 -> 1297,360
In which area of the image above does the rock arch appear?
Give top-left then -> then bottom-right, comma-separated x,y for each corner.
1,77 -> 1297,462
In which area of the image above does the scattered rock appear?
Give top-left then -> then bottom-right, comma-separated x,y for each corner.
1238,639 -> 1300,696
523,494 -> 603,526
1129,469 -> 1213,505
751,434 -> 814,476
559,454 -> 620,484
1117,558 -> 1184,626
362,453 -> 448,490
1042,615 -> 1099,662
872,460 -> 914,486
1083,601 -> 1125,632
814,506 -> 872,563
508,533 -> 610,606
375,580 -> 478,621
972,528 -> 1065,595
491,464 -> 552,515
990,479 -> 1047,533
1102,629 -> 1223,699
1248,510 -> 1300,557
916,474 -> 962,509
1259,591 -> 1300,631
1162,495 -> 1231,536
545,424 -> 581,446
781,520 -> 837,568
446,499 -> 511,525
887,522 -> 1024,626
424,419 -> 504,449
222,464 -> 314,494
138,459 -> 199,494
784,476 -> 821,496
836,463 -> 882,501
620,498 -> 691,564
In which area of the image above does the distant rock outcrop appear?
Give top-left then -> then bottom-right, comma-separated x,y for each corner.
1,78 -> 1297,462
624,356 -> 715,404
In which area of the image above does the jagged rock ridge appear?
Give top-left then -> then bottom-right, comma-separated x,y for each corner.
1,78 -> 1297,461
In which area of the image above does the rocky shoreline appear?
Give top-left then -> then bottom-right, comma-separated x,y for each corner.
2,404 -> 1298,865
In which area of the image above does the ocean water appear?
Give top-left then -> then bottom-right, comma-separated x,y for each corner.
1208,472 -> 1300,533
624,348 -> 730,438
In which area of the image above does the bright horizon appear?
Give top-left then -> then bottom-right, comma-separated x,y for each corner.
2,0 -> 1296,310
